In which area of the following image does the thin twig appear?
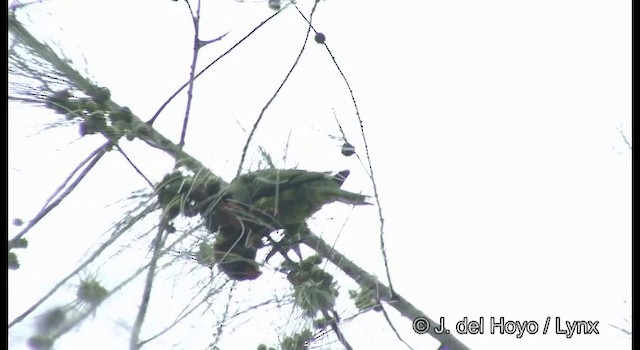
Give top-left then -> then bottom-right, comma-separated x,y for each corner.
114,144 -> 154,188
302,230 -> 471,350
209,283 -> 237,349
10,142 -> 109,243
178,0 -> 203,147
146,10 -> 282,126
617,127 -> 632,150
378,304 -> 415,350
8,202 -> 157,328
294,0 -> 397,332
323,26 -> 394,301
42,143 -> 109,209
198,32 -> 229,47
129,223 -> 168,350
323,309 -> 353,350
44,245 -> 188,345
332,110 -> 349,142
138,282 -> 224,347
236,0 -> 320,176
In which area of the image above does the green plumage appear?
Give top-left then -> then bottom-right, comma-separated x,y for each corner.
208,168 -> 370,279
225,169 -> 370,228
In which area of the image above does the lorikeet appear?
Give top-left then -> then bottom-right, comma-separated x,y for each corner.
224,169 -> 371,228
220,169 -> 371,263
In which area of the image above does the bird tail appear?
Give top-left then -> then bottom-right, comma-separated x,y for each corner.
335,189 -> 372,205
333,170 -> 351,186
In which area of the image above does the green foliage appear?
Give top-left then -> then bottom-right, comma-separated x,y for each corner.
80,111 -> 107,136
196,241 -> 216,267
45,88 -> 134,142
86,85 -> 111,105
8,237 -> 28,270
109,106 -> 133,123
77,278 -> 108,306
28,307 -> 69,350
46,89 -> 74,116
8,251 -> 20,270
256,344 -> 276,350
36,307 -> 67,333
349,287 -> 382,312
155,171 -> 222,222
27,334 -> 55,350
9,237 -> 28,249
312,313 -> 338,331
155,172 -> 195,220
281,328 -> 313,350
268,0 -> 281,11
282,255 -> 338,317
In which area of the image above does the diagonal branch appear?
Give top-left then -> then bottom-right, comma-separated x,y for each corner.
8,200 -> 157,329
10,14 -> 471,350
146,10 -> 281,126
293,2 -> 396,303
617,127 -> 632,150
178,0 -> 203,147
10,142 -> 109,243
302,230 -> 471,350
323,309 -> 353,350
130,223 -> 168,350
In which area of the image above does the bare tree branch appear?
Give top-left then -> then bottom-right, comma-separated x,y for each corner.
9,10 -> 472,350
236,0 -> 317,176
9,201 -> 157,328
10,142 -> 109,243
130,223 -> 168,350
146,9 -> 281,126
618,127 -> 632,150
178,0 -> 203,147
302,230 -> 471,350
293,3 -> 396,302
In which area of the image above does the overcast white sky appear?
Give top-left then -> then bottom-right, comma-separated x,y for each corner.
8,0 -> 631,349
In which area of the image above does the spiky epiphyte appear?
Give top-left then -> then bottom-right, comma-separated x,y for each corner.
281,328 -> 314,350
268,0 -> 281,10
155,171 -> 222,222
36,307 -> 67,334
77,278 -> 108,306
9,251 -> 20,270
281,255 -> 338,317
27,334 -> 55,350
348,287 -> 383,312
87,86 -> 111,105
9,237 -> 29,270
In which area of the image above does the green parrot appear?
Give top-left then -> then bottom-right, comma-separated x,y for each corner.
223,169 -> 371,228
214,169 -> 370,265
